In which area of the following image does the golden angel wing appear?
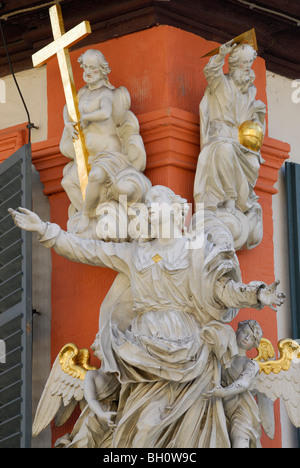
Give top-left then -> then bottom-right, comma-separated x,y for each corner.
32,343 -> 97,437
255,338 -> 300,428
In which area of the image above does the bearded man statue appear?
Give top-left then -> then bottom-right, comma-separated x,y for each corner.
194,41 -> 266,250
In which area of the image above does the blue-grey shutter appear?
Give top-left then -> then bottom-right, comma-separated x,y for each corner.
0,144 -> 32,448
286,162 -> 300,340
285,161 -> 300,448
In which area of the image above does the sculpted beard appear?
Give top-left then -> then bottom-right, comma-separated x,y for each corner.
83,69 -> 101,85
231,67 -> 255,93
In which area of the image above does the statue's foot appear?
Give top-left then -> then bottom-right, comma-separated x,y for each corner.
225,199 -> 236,215
75,214 -> 90,234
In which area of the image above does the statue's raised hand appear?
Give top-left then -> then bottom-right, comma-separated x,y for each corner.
258,280 -> 286,311
8,207 -> 47,237
219,39 -> 237,58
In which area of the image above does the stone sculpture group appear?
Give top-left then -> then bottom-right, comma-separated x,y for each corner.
9,39 -> 300,448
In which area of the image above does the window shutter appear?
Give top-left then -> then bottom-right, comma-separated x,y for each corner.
286,162 -> 300,340
285,161 -> 300,448
0,144 -> 32,448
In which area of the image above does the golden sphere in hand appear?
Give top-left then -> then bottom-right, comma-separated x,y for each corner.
238,120 -> 264,152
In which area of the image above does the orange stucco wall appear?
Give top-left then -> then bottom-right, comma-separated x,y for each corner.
0,25 -> 290,447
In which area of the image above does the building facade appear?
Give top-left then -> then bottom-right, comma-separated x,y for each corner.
0,0 -> 299,448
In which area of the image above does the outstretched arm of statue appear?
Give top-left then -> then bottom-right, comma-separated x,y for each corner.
215,276 -> 285,312
8,207 -> 47,237
8,207 -> 131,273
257,280 -> 286,311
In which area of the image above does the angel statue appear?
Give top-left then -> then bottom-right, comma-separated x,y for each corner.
204,320 -> 300,448
59,48 -> 151,239
9,185 -> 285,448
204,319 -> 265,448
194,38 -> 266,250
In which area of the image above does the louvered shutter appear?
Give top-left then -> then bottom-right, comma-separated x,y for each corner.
0,144 -> 32,448
285,161 -> 300,448
286,162 -> 300,340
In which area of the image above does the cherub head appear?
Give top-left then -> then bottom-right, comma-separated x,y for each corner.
236,319 -> 263,351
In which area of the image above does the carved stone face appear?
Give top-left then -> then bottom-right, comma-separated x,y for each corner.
229,45 -> 256,84
90,333 -> 102,360
237,49 -> 255,73
81,54 -> 103,86
144,186 -> 187,239
236,323 -> 259,351
145,188 -> 174,231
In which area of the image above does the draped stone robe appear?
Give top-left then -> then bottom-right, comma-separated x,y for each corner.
40,224 -> 265,448
194,54 -> 266,212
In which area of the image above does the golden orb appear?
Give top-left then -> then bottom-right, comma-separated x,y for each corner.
238,120 -> 264,152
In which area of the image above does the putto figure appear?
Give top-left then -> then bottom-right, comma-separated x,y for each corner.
194,40 -> 266,250
204,320 -> 264,448
204,320 -> 300,448
60,49 -> 151,238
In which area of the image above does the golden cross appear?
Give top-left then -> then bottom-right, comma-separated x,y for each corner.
32,4 -> 91,200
